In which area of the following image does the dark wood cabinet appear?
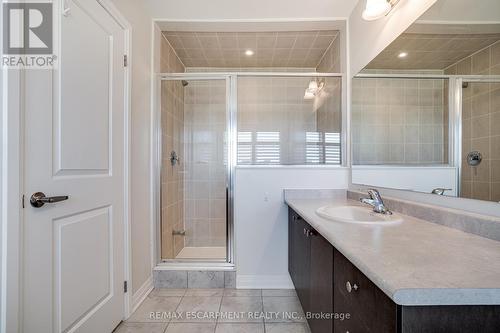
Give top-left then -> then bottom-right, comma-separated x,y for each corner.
333,248 -> 397,333
288,207 -> 500,333
288,208 -> 311,311
309,228 -> 334,333
288,208 -> 333,333
400,306 -> 500,333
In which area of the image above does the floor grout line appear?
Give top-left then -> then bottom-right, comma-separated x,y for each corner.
261,293 -> 266,333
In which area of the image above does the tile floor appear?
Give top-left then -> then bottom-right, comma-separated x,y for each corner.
115,288 -> 310,333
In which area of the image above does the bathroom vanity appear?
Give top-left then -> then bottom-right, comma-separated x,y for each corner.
286,191 -> 500,333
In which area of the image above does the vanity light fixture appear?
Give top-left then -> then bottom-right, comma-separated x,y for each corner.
304,90 -> 316,100
362,0 -> 400,21
398,52 -> 408,58
245,49 -> 254,56
304,79 -> 324,100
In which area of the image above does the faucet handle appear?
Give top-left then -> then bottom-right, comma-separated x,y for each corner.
367,188 -> 382,201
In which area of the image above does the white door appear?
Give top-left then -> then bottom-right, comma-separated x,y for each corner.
23,1 -> 127,332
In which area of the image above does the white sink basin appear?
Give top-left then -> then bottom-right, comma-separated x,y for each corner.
316,205 -> 403,224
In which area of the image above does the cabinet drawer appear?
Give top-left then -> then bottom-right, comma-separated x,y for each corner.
334,249 -> 397,333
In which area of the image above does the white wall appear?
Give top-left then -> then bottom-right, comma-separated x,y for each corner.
418,0 -> 500,22
348,0 -> 437,75
234,166 -> 349,288
110,0 -> 154,296
352,166 -> 458,196
145,0 -> 358,20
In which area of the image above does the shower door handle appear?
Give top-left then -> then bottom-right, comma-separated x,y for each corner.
226,187 -> 229,219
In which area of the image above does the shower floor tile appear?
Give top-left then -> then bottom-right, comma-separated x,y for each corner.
175,246 -> 226,260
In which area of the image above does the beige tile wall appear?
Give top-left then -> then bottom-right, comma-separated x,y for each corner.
352,70 -> 448,165
160,37 -> 186,260
184,80 -> 227,247
316,37 -> 343,163
316,77 -> 342,163
237,76 -> 341,165
237,77 -> 316,165
445,41 -> 500,201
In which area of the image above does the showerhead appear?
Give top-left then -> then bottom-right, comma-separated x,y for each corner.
181,80 -> 189,87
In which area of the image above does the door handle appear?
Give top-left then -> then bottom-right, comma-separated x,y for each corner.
30,192 -> 69,208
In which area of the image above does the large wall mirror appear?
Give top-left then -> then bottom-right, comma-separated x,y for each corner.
351,0 -> 500,203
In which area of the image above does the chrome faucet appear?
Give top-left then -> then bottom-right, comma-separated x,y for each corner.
360,189 -> 392,215
431,188 -> 452,195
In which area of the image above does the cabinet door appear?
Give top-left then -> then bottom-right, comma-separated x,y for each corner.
288,208 -> 297,284
309,231 -> 334,333
334,248 -> 366,333
334,249 -> 397,333
295,217 -> 311,312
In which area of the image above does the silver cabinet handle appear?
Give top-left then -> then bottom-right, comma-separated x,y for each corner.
346,281 -> 359,293
30,192 -> 69,208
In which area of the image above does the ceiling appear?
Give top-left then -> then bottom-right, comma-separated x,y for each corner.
162,30 -> 339,68
146,0 -> 358,22
366,32 -> 500,70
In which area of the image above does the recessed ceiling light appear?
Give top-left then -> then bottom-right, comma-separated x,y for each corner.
245,49 -> 254,56
398,52 -> 408,58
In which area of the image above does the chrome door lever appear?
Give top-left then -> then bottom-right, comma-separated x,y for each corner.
30,192 -> 69,208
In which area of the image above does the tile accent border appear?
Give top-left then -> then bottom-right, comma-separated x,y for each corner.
348,190 -> 500,242
153,270 -> 236,289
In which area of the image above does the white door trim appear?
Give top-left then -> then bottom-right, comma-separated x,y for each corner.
96,0 -> 134,320
0,1 -> 133,331
1,61 -> 23,333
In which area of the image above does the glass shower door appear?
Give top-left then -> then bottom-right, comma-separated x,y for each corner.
160,77 -> 229,262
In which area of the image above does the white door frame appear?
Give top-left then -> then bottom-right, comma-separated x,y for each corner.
0,1 -> 133,332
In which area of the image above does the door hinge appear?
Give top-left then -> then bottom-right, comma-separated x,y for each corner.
22,195 -> 25,208
123,281 -> 128,293
123,55 -> 128,67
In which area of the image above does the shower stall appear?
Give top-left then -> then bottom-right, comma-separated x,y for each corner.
156,73 -> 343,265
158,75 -> 233,263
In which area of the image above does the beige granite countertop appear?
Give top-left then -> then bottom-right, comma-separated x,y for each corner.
285,191 -> 500,306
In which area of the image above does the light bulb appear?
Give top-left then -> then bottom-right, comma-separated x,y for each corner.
304,90 -> 315,100
308,80 -> 318,90
362,0 -> 391,21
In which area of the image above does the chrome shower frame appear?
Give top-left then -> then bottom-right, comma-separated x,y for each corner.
154,71 -> 345,269
154,74 -> 235,269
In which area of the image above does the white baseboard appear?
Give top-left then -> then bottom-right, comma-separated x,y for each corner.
236,274 -> 294,289
130,275 -> 153,315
